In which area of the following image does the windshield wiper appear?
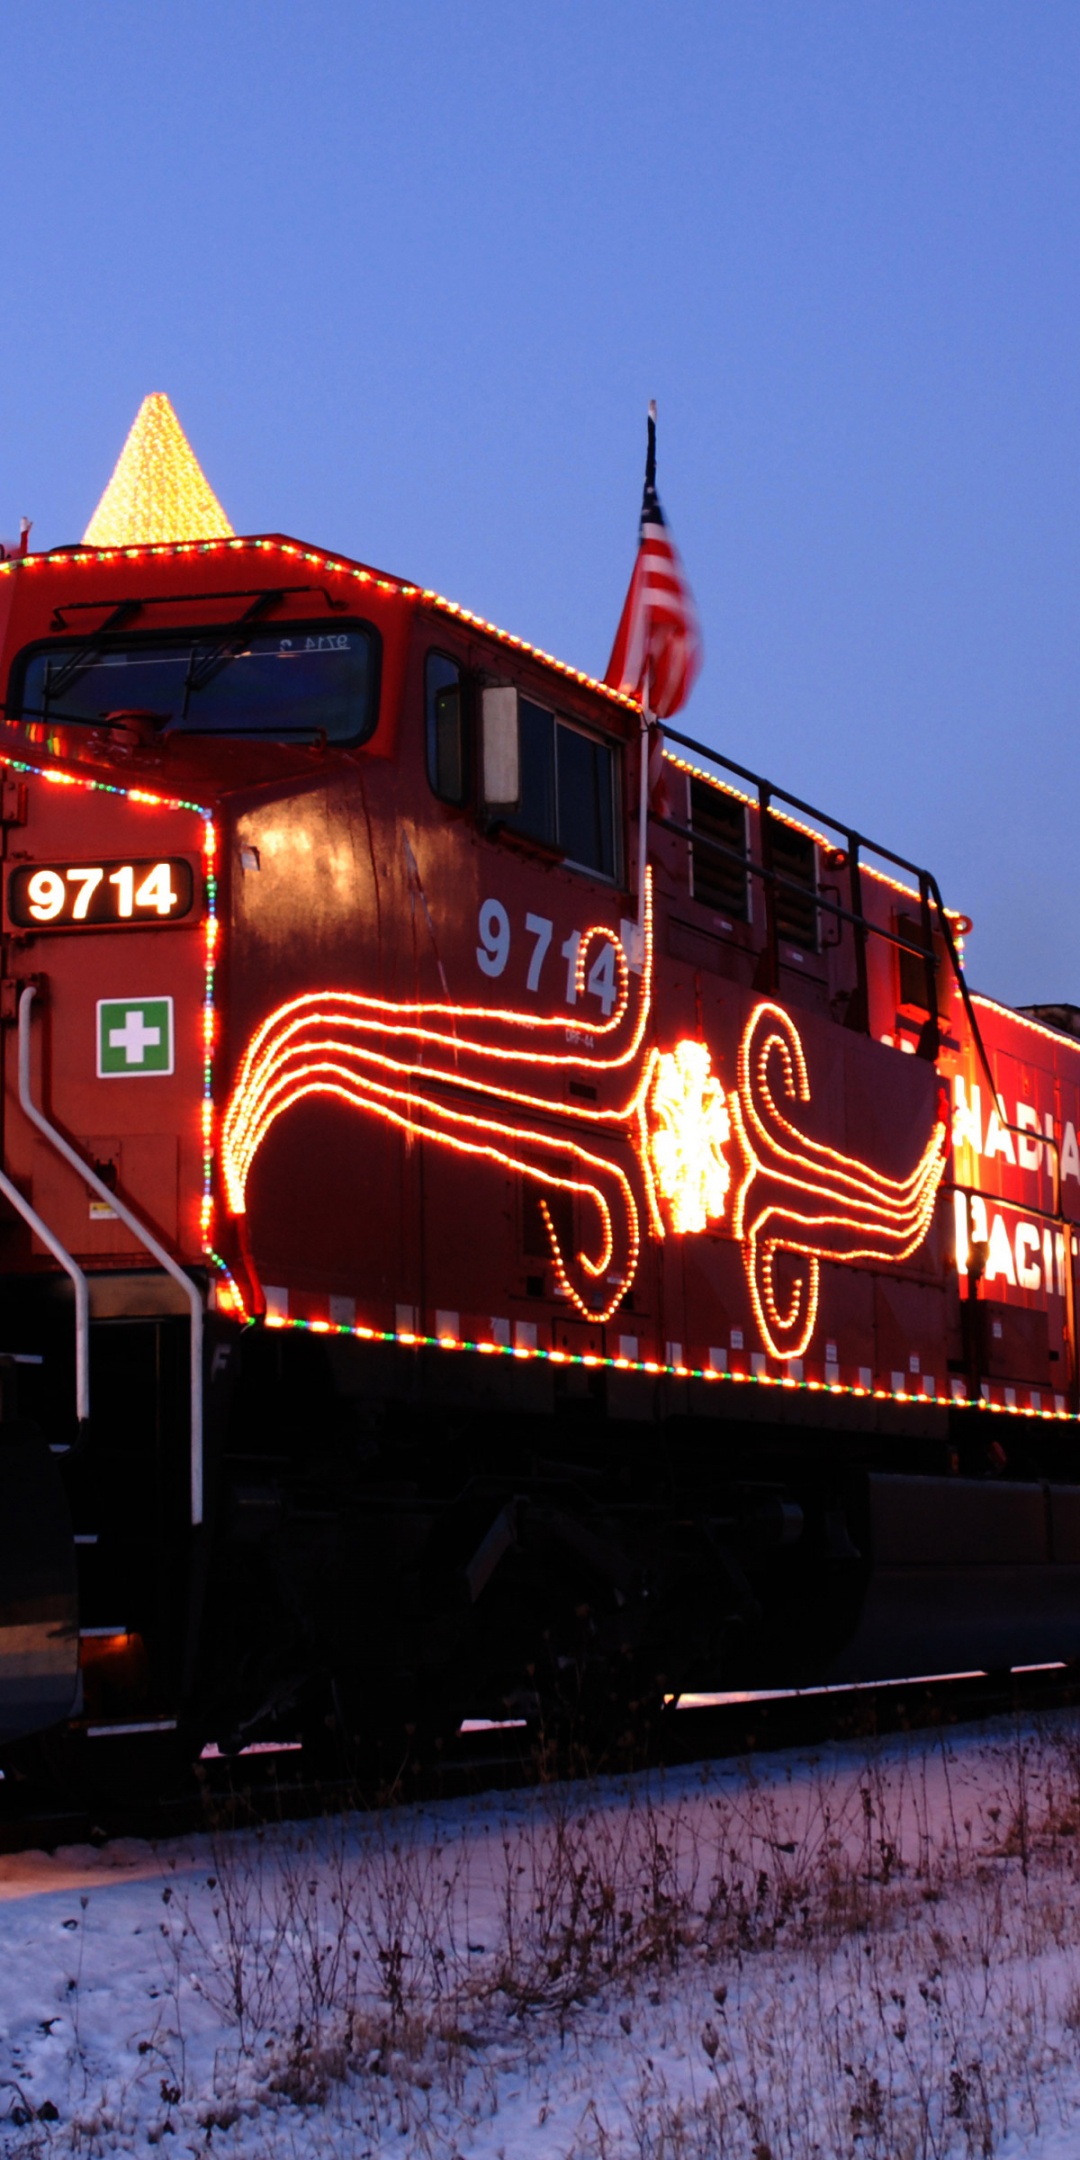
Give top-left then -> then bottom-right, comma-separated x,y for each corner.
181,590 -> 286,712
41,600 -> 143,711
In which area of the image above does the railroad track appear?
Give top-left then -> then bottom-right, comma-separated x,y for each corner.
2,1661 -> 1079,1856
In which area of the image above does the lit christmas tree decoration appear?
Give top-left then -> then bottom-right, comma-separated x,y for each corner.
82,391 -> 233,546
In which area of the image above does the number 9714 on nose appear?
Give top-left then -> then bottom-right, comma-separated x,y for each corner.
6,857 -> 196,931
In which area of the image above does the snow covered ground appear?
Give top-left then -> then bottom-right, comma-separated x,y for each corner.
4,1716 -> 1080,2157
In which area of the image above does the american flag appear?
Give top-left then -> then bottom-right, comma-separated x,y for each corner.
604,402 -> 702,722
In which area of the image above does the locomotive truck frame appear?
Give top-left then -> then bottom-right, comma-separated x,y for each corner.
2,529 -> 1080,1775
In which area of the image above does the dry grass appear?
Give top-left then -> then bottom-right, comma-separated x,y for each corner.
9,1716 -> 1080,2154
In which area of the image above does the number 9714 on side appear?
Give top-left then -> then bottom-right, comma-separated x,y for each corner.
6,857 -> 197,931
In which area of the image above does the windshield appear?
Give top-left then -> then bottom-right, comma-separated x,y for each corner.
13,622 -> 378,743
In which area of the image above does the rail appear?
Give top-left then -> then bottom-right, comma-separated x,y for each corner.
660,720 -> 945,1039
658,723 -> 1080,1410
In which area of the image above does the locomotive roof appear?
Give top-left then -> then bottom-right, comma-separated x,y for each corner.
0,530 -> 963,926
0,531 -> 642,722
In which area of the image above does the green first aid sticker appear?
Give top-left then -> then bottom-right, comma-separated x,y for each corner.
97,997 -> 174,1076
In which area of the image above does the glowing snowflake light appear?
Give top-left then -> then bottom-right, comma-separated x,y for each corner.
648,1038 -> 731,1234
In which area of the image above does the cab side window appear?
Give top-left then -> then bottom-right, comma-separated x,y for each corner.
425,651 -> 466,804
506,699 -> 617,879
512,699 -> 557,846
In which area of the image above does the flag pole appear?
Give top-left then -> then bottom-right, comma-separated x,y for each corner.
638,663 -> 651,934
637,399 -> 658,934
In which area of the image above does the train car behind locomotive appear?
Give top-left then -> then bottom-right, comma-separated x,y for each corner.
2,400 -> 1080,1779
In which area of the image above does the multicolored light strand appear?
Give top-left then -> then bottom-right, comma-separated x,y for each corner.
218,1294 -> 1078,1425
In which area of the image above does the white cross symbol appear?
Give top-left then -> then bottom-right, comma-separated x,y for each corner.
109,1008 -> 161,1065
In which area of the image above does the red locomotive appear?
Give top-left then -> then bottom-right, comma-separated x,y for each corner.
2,400 -> 1080,1777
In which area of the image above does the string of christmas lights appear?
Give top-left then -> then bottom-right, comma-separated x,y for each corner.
221,903 -> 657,1324
208,1285 -> 1077,1426
729,1002 -> 948,1359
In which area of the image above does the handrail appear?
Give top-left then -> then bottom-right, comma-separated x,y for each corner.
657,724 -> 1080,1410
18,986 -> 204,1524
654,809 -> 938,961
0,1158 -> 89,1425
663,719 -> 939,891
658,725 -> 944,1019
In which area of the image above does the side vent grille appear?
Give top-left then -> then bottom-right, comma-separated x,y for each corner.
768,819 -> 818,951
690,779 -> 749,920
896,912 -> 943,1011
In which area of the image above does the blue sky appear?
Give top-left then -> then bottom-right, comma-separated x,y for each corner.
1,3 -> 1077,1006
